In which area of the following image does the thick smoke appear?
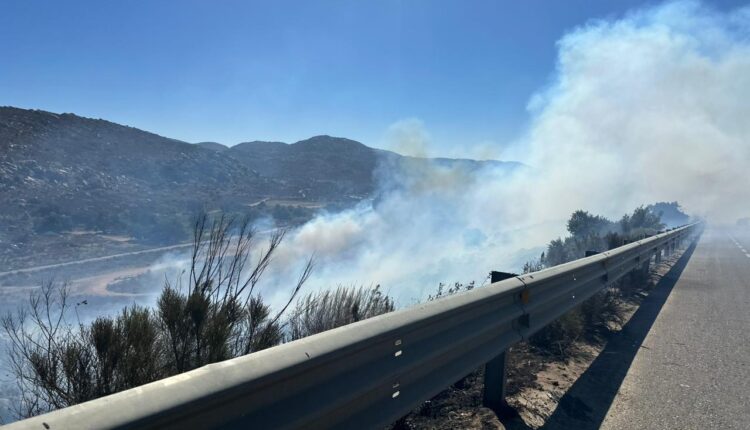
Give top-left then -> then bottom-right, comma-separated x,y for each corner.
511,0 -> 750,224
262,1 -> 750,305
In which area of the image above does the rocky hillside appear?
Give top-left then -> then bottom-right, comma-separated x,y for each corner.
228,136 -> 393,201
0,108 -> 274,244
0,106 -> 520,268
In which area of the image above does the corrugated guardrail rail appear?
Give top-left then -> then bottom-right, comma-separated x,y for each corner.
5,223 -> 702,430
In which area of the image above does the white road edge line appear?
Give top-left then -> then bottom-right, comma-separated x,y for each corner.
730,236 -> 747,254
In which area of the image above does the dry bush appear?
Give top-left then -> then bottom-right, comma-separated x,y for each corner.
529,309 -> 585,357
529,271 -> 645,359
523,257 -> 545,274
286,285 -> 394,341
580,287 -> 625,335
426,281 -> 476,301
619,262 -> 651,295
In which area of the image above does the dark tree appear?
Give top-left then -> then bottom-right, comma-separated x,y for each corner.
566,210 -> 613,238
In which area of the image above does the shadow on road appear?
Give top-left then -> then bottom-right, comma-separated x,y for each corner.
533,240 -> 699,430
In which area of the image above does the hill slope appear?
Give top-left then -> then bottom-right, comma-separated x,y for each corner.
228,136 -> 394,200
0,106 -> 520,268
0,107 -> 275,241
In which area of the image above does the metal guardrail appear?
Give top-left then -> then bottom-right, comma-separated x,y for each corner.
5,223 -> 701,430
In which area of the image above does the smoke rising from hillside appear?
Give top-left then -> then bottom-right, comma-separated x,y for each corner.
262,1 -> 750,305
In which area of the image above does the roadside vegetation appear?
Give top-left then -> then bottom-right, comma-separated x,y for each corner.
396,203 -> 688,429
2,203 -> 688,424
287,285 -> 394,341
1,214 -> 385,419
527,205 -> 665,357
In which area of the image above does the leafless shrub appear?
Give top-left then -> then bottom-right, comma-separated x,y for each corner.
426,281 -> 475,301
156,213 -> 313,372
580,287 -> 625,333
523,257 -> 545,274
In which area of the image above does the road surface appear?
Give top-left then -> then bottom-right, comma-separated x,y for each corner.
0,242 -> 194,278
0,228 -> 281,279
600,228 -> 750,429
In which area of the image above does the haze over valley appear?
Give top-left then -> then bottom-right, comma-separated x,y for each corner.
0,106 -> 523,315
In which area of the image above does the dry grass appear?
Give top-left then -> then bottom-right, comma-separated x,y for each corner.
286,285 -> 394,341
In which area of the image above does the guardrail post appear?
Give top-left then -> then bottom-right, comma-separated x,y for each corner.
483,271 -> 518,418
484,351 -> 511,416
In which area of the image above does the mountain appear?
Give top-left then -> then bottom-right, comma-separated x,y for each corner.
0,106 -> 520,269
0,107 -> 275,236
228,136 -> 394,200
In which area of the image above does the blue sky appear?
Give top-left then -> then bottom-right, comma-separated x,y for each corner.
1,0 -> 746,156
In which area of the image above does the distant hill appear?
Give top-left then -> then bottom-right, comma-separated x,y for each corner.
0,107 -> 275,241
228,136 -> 396,200
225,138 -> 523,201
0,106 -> 520,268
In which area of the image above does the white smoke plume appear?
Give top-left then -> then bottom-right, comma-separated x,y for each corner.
260,0 -> 750,305
511,0 -> 750,223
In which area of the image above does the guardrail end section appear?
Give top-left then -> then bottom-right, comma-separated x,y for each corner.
490,271 -> 517,283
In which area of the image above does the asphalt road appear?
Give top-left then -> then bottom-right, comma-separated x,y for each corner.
0,228 -> 280,279
600,227 -> 750,429
0,242 -> 194,278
